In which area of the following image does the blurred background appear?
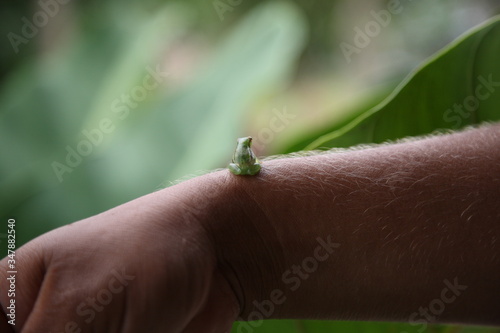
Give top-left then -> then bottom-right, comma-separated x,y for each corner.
1,0 -> 500,332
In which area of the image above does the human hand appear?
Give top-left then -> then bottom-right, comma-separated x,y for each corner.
0,180 -> 240,333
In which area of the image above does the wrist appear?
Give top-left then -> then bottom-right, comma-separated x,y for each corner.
197,159 -> 346,321
166,162 -> 343,321
181,170 -> 286,319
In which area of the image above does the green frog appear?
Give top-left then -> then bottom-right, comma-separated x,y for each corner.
228,137 -> 261,176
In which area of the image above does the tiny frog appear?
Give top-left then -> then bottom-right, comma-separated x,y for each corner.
228,137 -> 261,176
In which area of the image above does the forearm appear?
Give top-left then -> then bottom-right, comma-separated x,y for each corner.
4,125 -> 496,331
198,124 -> 500,326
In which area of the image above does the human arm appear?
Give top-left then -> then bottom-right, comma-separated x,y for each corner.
1,124 -> 499,332
213,123 -> 500,327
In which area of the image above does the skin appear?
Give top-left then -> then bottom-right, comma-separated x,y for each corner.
1,124 -> 499,332
228,137 -> 261,176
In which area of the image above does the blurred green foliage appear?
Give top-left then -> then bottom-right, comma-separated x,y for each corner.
1,0 -> 500,332
0,1 -> 308,246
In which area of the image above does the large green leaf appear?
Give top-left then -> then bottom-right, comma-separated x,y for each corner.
292,15 -> 500,151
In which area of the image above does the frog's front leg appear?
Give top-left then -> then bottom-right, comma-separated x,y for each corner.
228,163 -> 242,175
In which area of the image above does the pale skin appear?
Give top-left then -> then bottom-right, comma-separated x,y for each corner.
1,124 -> 499,332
